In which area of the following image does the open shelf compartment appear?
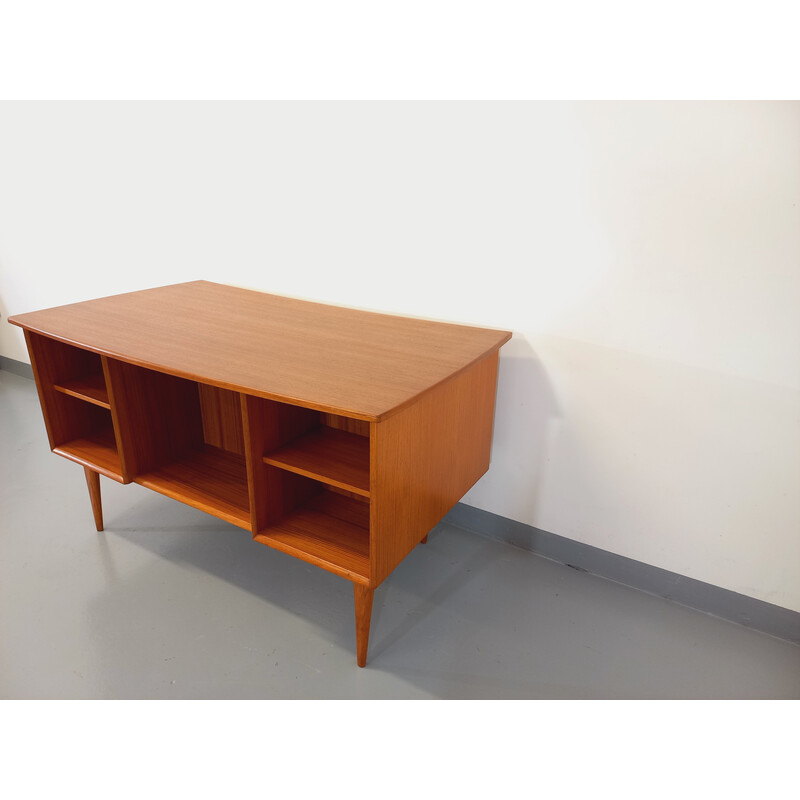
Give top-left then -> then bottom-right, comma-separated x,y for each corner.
245,399 -> 372,582
53,373 -> 110,408
136,444 -> 251,530
255,487 -> 370,584
263,424 -> 370,497
24,333 -> 123,480
54,423 -> 123,482
104,359 -> 251,529
32,336 -> 110,408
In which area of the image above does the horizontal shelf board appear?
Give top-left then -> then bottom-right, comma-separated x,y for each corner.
54,427 -> 123,482
54,374 -> 110,408
263,426 -> 370,497
255,491 -> 370,584
135,445 -> 251,530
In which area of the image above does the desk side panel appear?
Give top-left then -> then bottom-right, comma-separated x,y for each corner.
370,351 -> 499,586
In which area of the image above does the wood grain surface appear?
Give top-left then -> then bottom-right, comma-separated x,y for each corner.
104,358 -> 204,480
135,444 -> 251,530
53,426 -> 124,482
198,384 -> 245,455
370,351 -> 500,585
25,331 -> 112,451
83,467 -> 104,531
241,395 -> 320,532
353,584 -> 374,667
54,373 -> 110,408
264,425 -> 370,497
254,490 -> 370,583
10,281 -> 511,421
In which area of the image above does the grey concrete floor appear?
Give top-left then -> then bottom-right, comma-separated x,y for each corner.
1,368 -> 799,699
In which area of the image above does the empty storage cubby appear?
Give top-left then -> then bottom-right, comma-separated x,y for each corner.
243,397 -> 371,583
104,359 -> 251,529
24,332 -> 122,480
263,411 -> 370,497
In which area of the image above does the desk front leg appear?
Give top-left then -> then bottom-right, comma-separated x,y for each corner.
353,583 -> 374,668
83,466 -> 104,531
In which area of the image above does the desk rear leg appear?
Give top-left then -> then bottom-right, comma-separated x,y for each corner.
353,584 -> 374,667
83,467 -> 104,531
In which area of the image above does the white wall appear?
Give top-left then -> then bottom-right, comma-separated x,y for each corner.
1,102 -> 798,612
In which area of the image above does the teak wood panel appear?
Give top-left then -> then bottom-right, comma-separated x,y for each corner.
320,413 -> 370,437
198,384 -> 245,455
25,330 -> 103,388
370,351 -> 500,586
84,466 -> 104,531
53,373 -> 110,408
9,281 -> 512,421
135,445 -> 251,530
241,395 -> 320,532
263,426 -> 370,497
53,427 -> 124,482
254,490 -> 370,584
24,331 -> 111,450
104,358 -> 204,481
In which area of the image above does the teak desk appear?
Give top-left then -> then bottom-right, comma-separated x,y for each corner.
9,281 -> 511,666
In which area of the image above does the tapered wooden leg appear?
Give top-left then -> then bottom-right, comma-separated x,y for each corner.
420,534 -> 428,544
83,466 -> 103,531
354,584 -> 374,668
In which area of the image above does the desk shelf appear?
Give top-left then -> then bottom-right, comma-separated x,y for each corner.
255,490 -> 370,583
23,334 -> 123,479
135,445 -> 251,530
53,373 -> 110,409
263,425 -> 370,497
54,426 -> 123,482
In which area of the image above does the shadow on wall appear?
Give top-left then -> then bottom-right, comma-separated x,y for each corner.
463,334 -> 561,524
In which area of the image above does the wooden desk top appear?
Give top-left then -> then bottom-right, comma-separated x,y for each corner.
9,281 -> 511,421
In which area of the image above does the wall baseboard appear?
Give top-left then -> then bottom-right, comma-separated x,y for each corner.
444,503 -> 800,645
0,356 -> 33,380
4,353 -> 798,645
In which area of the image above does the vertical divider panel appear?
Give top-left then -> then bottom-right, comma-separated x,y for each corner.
241,393 -> 268,534
102,356 -> 132,483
